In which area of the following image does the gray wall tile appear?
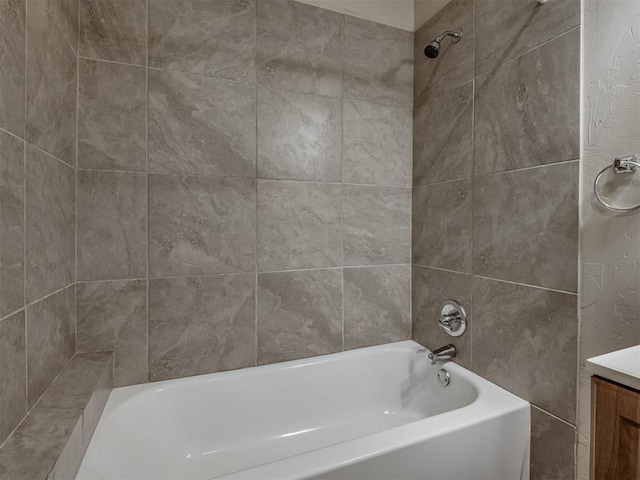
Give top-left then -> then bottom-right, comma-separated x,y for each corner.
77,280 -> 148,387
344,265 -> 410,350
531,405 -> 576,480
79,0 -> 147,65
344,16 -> 413,109
343,100 -> 412,187
0,311 -> 26,445
475,0 -> 580,76
414,0 -> 474,105
473,162 -> 579,292
149,274 -> 255,381
149,0 -> 255,82
25,146 -> 75,303
26,0 -> 76,165
413,81 -> 473,186
26,286 -> 75,408
473,277 -> 578,423
0,0 -> 26,137
258,86 -> 341,181
149,69 -> 256,177
149,174 -> 256,277
0,131 -> 24,317
474,29 -> 580,175
47,414 -> 83,480
412,266 -> 472,369
78,59 -> 146,172
257,180 -> 342,271
258,269 -> 342,364
77,170 -> 147,281
256,0 -> 342,97
44,0 -> 78,53
413,180 -> 472,273
343,184 -> 411,266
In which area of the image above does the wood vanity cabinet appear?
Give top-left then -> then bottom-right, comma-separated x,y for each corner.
591,376 -> 640,479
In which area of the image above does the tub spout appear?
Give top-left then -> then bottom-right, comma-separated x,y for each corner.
428,344 -> 456,365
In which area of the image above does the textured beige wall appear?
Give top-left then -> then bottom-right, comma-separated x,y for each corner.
578,1 -> 640,478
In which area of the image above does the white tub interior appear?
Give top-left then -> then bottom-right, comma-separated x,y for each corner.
77,341 -> 528,480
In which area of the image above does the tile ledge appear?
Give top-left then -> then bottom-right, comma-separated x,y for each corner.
0,351 -> 114,480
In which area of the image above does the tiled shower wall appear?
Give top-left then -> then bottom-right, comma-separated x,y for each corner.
0,0 -> 78,445
412,0 -> 580,478
74,0 -> 414,386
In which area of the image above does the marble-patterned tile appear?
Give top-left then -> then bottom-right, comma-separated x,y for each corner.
412,180 -> 472,273
149,69 -> 256,177
473,162 -> 579,292
344,265 -> 410,350
474,29 -> 580,175
77,170 -> 147,281
78,59 -> 146,172
37,351 -> 113,413
149,174 -> 256,277
26,0 -> 76,165
256,0 -> 342,97
257,269 -> 342,364
0,131 -> 24,317
50,421 -> 83,480
343,100 -> 412,187
412,266 -> 472,369
26,286 -> 75,408
413,81 -> 473,186
343,184 -> 411,266
81,356 -> 112,448
0,407 -> 83,480
0,0 -> 26,137
257,180 -> 342,271
257,86 -> 341,182
473,277 -> 578,422
414,0 -> 474,106
149,274 -> 255,381
149,0 -> 255,82
344,15 -> 413,109
79,0 -> 147,65
47,413 -> 83,480
531,405 -> 576,480
0,311 -> 26,445
44,0 -> 78,52
77,280 -> 148,387
25,145 -> 75,303
476,0 -> 580,76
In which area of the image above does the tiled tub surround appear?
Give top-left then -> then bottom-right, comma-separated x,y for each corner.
0,0 -> 77,449
412,0 -> 580,479
74,0 -> 414,388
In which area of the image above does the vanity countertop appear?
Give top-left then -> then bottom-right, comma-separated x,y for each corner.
587,345 -> 640,391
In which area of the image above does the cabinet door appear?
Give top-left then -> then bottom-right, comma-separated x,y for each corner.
591,376 -> 640,480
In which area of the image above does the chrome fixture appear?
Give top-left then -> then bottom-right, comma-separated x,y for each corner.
423,29 -> 463,58
428,345 -> 457,365
437,369 -> 451,386
593,154 -> 640,213
439,300 -> 467,337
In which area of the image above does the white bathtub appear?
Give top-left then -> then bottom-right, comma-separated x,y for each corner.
76,341 -> 530,480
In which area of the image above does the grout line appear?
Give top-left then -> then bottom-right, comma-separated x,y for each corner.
145,0 -> 150,383
531,404 -> 577,429
253,4 -> 259,367
23,0 -> 29,420
24,141 -> 75,170
0,125 -> 25,143
474,275 -> 578,296
340,12 -> 345,352
470,0 -> 476,367
474,158 -> 581,179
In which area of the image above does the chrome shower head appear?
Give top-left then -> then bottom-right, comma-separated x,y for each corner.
423,28 -> 463,59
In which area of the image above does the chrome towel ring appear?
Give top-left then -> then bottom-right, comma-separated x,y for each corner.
594,155 -> 640,213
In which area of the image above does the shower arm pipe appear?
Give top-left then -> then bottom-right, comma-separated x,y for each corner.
434,30 -> 462,43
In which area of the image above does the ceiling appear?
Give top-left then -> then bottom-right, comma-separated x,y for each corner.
295,0 -> 451,32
